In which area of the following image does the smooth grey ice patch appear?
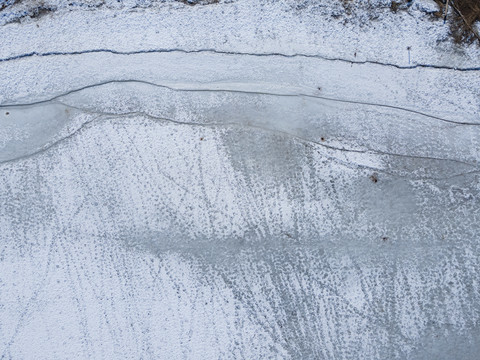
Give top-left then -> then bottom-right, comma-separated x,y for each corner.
0,103 -> 82,162
2,78 -> 478,180
1,51 -> 479,124
54,80 -> 480,179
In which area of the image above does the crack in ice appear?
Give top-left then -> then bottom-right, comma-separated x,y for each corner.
0,48 -> 479,72
1,106 -> 477,183
1,79 -> 478,126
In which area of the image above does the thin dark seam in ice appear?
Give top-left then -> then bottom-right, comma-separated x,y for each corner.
0,48 -> 479,72
1,79 -> 478,126
1,106 -> 478,183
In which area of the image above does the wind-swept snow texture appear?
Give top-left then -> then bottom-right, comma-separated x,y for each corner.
1,0 -> 480,359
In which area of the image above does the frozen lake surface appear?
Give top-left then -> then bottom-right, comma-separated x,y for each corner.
1,0 -> 480,358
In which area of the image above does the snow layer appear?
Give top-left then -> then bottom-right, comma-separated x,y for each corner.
1,0 -> 480,359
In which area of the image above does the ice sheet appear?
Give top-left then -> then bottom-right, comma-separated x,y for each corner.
1,1 -> 480,359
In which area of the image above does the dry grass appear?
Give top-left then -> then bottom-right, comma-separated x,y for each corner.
383,0 -> 480,45
179,0 -> 219,6
338,0 -> 479,45
390,1 -> 408,13
434,0 -> 480,44
0,0 -> 12,12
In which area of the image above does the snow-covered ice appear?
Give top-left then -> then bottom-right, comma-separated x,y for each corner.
1,0 -> 480,358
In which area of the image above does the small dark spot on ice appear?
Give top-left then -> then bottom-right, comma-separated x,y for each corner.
382,236 -> 388,242
370,173 -> 378,183
5,112 -> 9,115
321,137 -> 325,141
200,137 -> 204,141
317,86 -> 322,91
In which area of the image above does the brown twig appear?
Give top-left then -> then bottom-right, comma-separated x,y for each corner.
444,0 -> 450,23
